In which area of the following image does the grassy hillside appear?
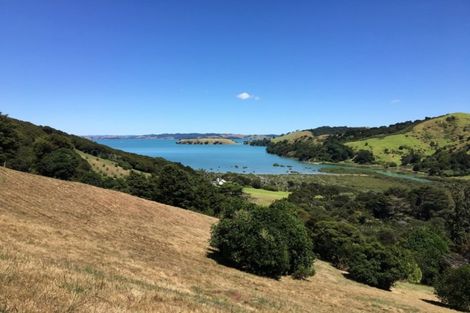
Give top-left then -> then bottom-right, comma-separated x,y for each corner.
0,167 -> 456,313
75,150 -> 134,178
346,113 -> 470,163
272,131 -> 315,143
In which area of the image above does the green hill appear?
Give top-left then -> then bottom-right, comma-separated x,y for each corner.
263,113 -> 470,176
346,113 -> 470,163
272,130 -> 315,143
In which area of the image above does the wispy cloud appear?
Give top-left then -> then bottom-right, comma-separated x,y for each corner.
390,99 -> 401,104
236,92 -> 259,101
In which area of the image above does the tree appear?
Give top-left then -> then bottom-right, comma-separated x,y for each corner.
0,113 -> 19,165
346,242 -> 404,290
362,192 -> 395,219
210,203 -> 315,279
154,164 -> 195,210
36,148 -> 84,180
402,227 -> 449,285
435,265 -> 470,311
401,150 -> 422,166
126,172 -> 154,199
354,150 -> 375,164
308,220 -> 364,268
408,186 -> 454,221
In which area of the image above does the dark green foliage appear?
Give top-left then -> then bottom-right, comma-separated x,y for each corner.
415,147 -> 470,176
449,184 -> 470,255
153,164 -> 197,209
360,192 -> 395,219
246,138 -> 271,146
210,203 -> 315,279
401,150 -> 422,166
266,138 -> 353,162
36,148 -> 89,180
353,150 -> 375,164
308,220 -> 364,268
346,242 -> 405,290
435,265 -> 470,312
408,186 -> 453,221
0,113 -> 19,165
402,227 -> 449,285
218,182 -> 243,197
126,172 -> 155,199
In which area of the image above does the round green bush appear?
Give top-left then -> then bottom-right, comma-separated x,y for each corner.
210,203 -> 315,279
346,243 -> 404,290
435,265 -> 470,311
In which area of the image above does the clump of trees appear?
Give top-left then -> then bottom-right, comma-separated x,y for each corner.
346,243 -> 407,290
435,265 -> 470,312
402,227 -> 450,285
287,181 -> 470,293
267,138 -> 353,162
210,202 -> 315,279
401,146 -> 470,177
353,150 -> 375,164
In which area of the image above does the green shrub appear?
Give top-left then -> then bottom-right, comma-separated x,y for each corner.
308,220 -> 364,268
435,265 -> 470,311
346,242 -> 404,290
354,150 -> 375,164
402,227 -> 449,285
36,148 -> 85,180
210,203 -> 314,279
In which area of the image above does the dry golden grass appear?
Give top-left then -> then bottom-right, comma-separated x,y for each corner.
272,131 -> 314,143
0,168 -> 457,313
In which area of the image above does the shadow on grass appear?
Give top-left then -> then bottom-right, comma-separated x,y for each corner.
206,248 -> 281,281
421,299 -> 455,311
341,273 -> 392,292
206,248 -> 238,269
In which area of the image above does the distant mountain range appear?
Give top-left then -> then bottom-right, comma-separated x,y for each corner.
84,133 -> 278,141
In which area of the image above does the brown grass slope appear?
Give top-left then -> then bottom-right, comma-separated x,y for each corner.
0,168 -> 456,313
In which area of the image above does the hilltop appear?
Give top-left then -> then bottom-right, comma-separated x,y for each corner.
0,167 -> 456,313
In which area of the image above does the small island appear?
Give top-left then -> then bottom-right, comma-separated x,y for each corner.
176,138 -> 236,145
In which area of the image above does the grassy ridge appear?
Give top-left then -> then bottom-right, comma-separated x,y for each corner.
346,113 -> 470,163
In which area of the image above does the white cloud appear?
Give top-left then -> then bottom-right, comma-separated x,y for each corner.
236,92 -> 259,101
390,99 -> 401,104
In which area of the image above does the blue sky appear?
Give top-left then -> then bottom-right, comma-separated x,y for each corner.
1,0 -> 469,135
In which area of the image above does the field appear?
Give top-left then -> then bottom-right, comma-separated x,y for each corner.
345,113 -> 470,163
243,187 -> 290,206
0,167 -> 455,313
